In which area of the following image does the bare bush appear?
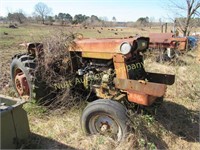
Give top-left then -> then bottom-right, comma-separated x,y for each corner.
34,31 -> 85,109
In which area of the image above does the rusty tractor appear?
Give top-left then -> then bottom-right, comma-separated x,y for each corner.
148,33 -> 189,62
11,36 -> 175,140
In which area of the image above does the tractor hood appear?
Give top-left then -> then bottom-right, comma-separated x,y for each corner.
71,37 -> 149,59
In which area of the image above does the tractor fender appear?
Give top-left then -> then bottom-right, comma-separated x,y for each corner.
19,43 -> 43,56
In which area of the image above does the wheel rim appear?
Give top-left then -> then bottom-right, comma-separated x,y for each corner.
14,68 -> 30,98
89,113 -> 122,141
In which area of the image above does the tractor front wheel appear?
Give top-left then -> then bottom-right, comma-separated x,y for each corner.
81,99 -> 129,141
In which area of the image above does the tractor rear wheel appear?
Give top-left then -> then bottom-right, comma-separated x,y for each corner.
10,54 -> 36,100
81,99 -> 129,141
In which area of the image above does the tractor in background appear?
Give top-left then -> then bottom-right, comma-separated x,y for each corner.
148,23 -> 198,62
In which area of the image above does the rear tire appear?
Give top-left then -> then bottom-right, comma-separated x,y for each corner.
11,54 -> 55,102
81,99 -> 129,141
10,54 -> 36,100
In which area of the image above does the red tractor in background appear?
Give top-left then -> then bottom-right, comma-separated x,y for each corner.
148,23 -> 198,62
149,32 -> 188,62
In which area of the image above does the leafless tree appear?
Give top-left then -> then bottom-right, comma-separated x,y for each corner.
168,0 -> 200,36
34,2 -> 51,24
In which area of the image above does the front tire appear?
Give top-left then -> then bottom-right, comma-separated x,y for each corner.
81,99 -> 129,141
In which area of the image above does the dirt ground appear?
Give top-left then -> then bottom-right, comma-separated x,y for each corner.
0,24 -> 199,149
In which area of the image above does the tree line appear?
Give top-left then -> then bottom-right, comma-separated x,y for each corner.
2,2 -> 115,27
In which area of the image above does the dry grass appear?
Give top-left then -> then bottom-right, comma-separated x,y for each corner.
142,43 -> 200,149
0,24 -> 200,149
145,49 -> 200,103
23,102 -> 121,149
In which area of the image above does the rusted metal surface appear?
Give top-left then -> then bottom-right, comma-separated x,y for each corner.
82,52 -> 114,59
15,72 -> 29,96
149,33 -> 188,51
71,37 -> 150,60
146,72 -> 175,85
113,54 -> 125,63
149,33 -> 174,44
127,92 -> 156,106
171,37 -> 188,50
148,33 -> 173,50
74,38 -> 134,52
113,54 -> 128,79
114,78 -> 167,97
93,86 -> 117,99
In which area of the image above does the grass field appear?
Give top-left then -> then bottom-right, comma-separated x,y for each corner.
0,24 -> 199,149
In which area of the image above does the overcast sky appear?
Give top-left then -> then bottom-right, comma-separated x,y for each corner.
0,0 -> 186,22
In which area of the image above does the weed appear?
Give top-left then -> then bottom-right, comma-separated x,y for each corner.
23,102 -> 47,116
142,115 -> 155,126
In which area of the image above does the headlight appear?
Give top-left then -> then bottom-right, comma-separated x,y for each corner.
132,37 -> 149,52
120,42 -> 132,55
137,40 -> 147,51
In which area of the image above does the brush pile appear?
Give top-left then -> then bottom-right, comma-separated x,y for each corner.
34,32 -> 84,109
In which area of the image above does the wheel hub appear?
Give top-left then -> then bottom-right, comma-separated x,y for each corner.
94,115 -> 119,137
15,72 -> 29,96
100,122 -> 110,132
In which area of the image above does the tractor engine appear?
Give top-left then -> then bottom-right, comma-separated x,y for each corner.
76,59 -> 118,99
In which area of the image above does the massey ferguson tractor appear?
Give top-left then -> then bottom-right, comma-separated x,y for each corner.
10,36 -> 175,141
